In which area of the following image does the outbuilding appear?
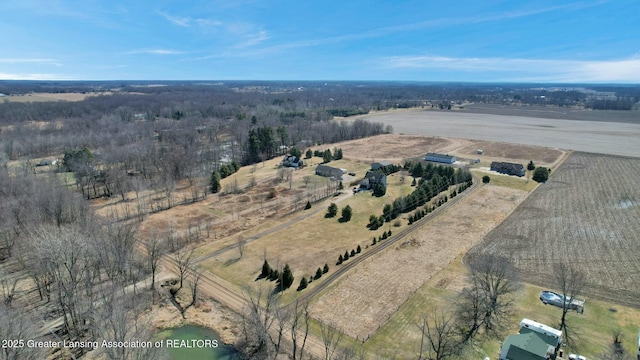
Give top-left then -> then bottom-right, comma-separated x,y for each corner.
425,152 -> 456,164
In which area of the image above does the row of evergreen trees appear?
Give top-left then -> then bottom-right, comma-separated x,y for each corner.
258,260 -> 294,291
313,147 -> 343,163
370,165 -> 472,226
297,264 -> 329,291
210,161 -> 241,193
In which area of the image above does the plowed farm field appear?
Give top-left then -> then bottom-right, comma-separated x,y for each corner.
468,152 -> 640,307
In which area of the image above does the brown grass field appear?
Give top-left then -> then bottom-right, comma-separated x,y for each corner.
468,152 -> 640,308
310,184 -> 528,341
0,92 -> 112,102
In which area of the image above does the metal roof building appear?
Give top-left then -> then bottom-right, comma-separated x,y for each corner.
425,152 -> 456,164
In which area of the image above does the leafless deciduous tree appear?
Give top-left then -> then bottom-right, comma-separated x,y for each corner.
96,294 -> 167,360
143,235 -> 165,292
416,310 -> 460,360
0,306 -> 47,360
555,262 -> 585,346
457,253 -> 517,341
289,299 -> 310,360
241,286 -> 280,360
319,320 -> 344,360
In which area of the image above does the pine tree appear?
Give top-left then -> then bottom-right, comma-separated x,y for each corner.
280,264 -> 294,290
344,251 -> 350,260
337,254 -> 343,265
315,268 -> 323,280
297,277 -> 308,291
350,249 -> 356,257
323,264 -> 329,273
356,245 -> 361,253
305,200 -> 312,210
210,171 -> 221,193
261,260 -> 271,278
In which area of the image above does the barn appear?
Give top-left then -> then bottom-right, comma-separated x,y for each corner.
425,152 -> 456,164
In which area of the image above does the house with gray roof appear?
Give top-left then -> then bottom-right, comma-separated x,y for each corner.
360,171 -> 387,190
315,165 -> 343,180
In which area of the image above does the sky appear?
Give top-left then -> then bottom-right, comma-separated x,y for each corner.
1,0 -> 639,82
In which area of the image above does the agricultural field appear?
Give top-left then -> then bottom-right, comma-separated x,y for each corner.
0,91 -> 111,102
357,109 -> 640,158
468,152 -> 640,308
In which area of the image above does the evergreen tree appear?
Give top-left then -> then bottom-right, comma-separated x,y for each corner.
323,264 -> 329,273
350,249 -> 356,257
326,203 -> 338,218
482,175 -> 490,184
297,277 -> 308,291
315,268 -> 323,280
280,264 -> 294,290
305,149 -> 313,159
344,251 -> 350,260
322,149 -> 333,163
261,260 -> 271,278
337,254 -> 343,265
356,245 -> 361,253
210,171 -> 221,193
290,147 -> 302,159
305,200 -> 312,210
340,205 -> 353,222
373,183 -> 386,197
527,160 -> 536,171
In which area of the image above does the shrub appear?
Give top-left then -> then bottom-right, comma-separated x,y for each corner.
305,200 -> 312,210
532,167 -> 549,183
482,175 -> 490,184
527,160 -> 536,171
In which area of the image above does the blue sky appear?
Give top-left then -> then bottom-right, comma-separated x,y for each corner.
1,0 -> 639,82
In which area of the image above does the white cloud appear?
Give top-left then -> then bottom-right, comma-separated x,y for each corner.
0,72 -> 71,80
127,49 -> 184,55
0,58 -> 61,66
382,55 -> 640,83
156,11 -> 191,27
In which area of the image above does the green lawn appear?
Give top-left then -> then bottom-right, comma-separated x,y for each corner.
361,256 -> 640,359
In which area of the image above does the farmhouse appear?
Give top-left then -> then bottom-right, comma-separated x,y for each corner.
371,160 -> 393,171
499,319 -> 562,360
359,171 -> 387,190
315,165 -> 343,180
491,161 -> 526,177
425,152 -> 456,164
281,155 -> 303,168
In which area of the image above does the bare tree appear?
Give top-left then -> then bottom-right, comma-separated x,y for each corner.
457,253 -> 517,341
143,235 -> 165,304
167,270 -> 200,319
290,299 -> 310,360
0,306 -> 47,360
416,310 -> 460,360
241,285 -> 280,359
96,293 -> 167,360
237,237 -> 246,259
319,320 -> 344,360
174,250 -> 194,289
554,262 -> 585,346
